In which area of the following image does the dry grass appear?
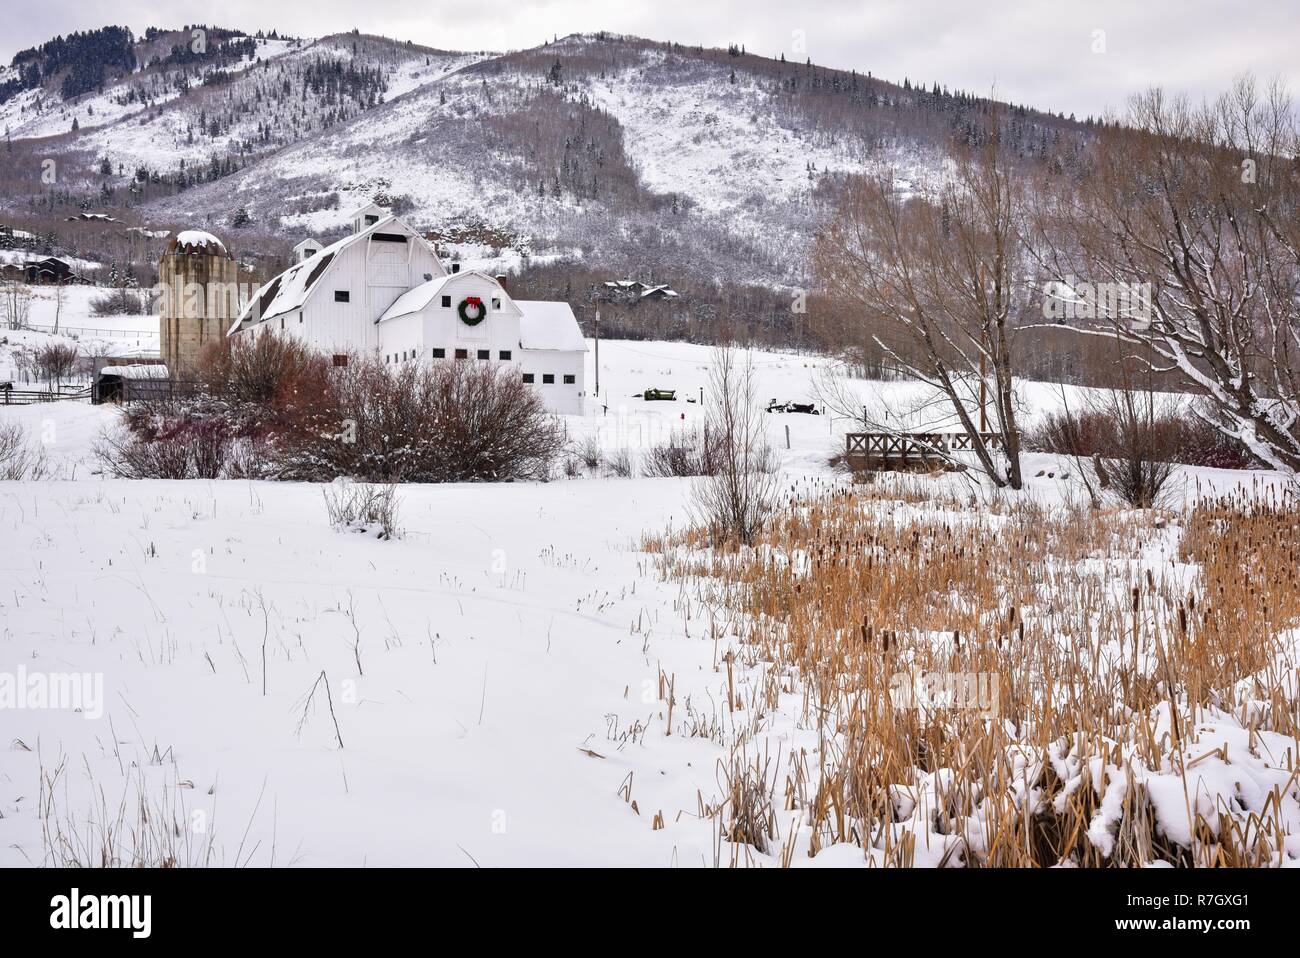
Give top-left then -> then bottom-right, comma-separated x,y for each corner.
646,476 -> 1300,867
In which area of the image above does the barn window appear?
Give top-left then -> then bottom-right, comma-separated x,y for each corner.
333,355 -> 348,368
441,295 -> 452,308
335,290 -> 350,303
455,348 -> 468,359
477,349 -> 490,360
542,374 -> 555,384
522,373 -> 535,384
499,350 -> 511,360
432,347 -> 445,358
365,214 -> 379,226
563,374 -> 575,384
491,298 -> 501,310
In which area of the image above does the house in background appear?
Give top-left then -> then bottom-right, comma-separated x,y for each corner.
229,205 -> 588,415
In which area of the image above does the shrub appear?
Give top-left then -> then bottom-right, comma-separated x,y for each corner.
89,288 -> 148,316
279,356 -> 564,483
605,447 -> 635,478
688,346 -> 778,545
322,480 -> 400,539
0,422 -> 50,480
1028,399 -> 1254,470
34,342 -> 79,387
643,427 -> 722,477
573,434 -> 602,472
96,417 -> 238,480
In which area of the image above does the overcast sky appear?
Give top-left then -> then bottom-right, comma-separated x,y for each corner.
5,0 -> 1297,119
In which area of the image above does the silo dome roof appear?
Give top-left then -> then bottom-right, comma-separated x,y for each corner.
169,230 -> 228,255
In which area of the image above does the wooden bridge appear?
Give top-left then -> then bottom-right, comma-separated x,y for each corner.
845,431 -> 1007,472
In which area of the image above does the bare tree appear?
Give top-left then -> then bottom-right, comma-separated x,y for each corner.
1031,76 -> 1300,475
814,133 -> 1028,488
688,344 -> 778,545
34,342 -> 79,390
1,275 -> 30,330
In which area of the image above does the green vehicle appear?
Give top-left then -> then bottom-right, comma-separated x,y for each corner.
642,388 -> 677,401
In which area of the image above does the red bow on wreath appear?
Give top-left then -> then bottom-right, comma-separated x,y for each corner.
465,296 -> 483,306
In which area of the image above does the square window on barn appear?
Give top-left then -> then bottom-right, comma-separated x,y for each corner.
455,348 -> 468,359
563,374 -> 575,384
333,355 -> 348,368
441,295 -> 452,308
491,298 -> 500,310
477,349 -> 490,360
522,373 -> 535,384
499,350 -> 511,361
365,214 -> 379,226
432,348 -> 445,358
542,374 -> 555,384
335,290 -> 350,303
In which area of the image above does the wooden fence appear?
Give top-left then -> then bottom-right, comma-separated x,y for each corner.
0,386 -> 91,406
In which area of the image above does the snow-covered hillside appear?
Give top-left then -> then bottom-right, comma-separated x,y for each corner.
0,36 -> 301,141
6,32 -> 1055,290
0,337 -> 1286,867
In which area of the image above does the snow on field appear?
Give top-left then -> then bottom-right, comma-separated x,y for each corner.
2,286 -> 157,384
0,338 -> 1287,866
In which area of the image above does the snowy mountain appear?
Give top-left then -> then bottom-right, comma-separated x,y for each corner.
1,29 -> 1088,301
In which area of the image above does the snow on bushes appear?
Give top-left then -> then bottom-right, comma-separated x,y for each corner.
99,333 -> 565,483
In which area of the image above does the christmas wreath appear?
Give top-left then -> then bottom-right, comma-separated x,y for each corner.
458,295 -> 486,326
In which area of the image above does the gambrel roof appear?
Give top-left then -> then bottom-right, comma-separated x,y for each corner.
229,214 -> 439,333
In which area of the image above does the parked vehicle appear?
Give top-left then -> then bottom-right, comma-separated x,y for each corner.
766,399 -> 820,414
643,388 -> 677,401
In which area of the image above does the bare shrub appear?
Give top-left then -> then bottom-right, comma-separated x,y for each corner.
644,426 -> 721,478
88,287 -> 148,316
605,447 -> 635,477
573,434 -> 603,472
0,422 -> 50,480
1029,385 -> 1189,508
1,277 -> 30,329
1089,387 -> 1177,508
34,342 -> 79,388
322,480 -> 401,539
280,356 -> 564,483
688,345 -> 778,545
95,418 -> 236,480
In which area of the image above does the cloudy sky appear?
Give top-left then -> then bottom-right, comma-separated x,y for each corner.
5,0 -> 1297,119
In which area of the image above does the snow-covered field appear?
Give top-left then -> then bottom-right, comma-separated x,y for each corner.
0,337 -> 1289,867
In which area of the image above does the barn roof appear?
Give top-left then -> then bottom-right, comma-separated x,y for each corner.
231,214 -> 436,332
376,270 -> 511,324
517,301 -> 587,352
99,363 -> 170,381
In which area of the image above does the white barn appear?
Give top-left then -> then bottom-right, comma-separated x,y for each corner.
228,207 -> 587,414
